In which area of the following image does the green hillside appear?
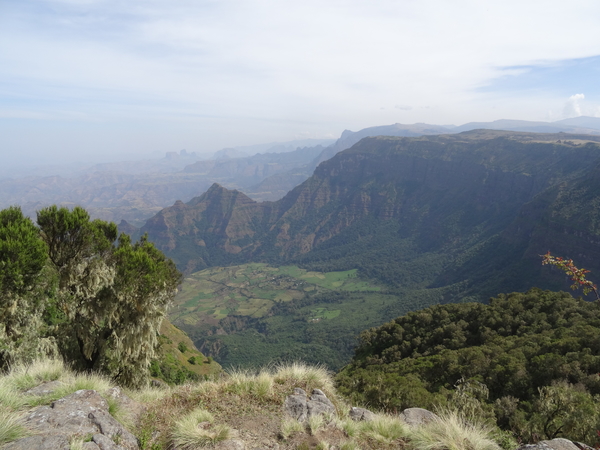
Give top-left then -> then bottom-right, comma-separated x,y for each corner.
138,130 -> 600,371
336,288 -> 600,444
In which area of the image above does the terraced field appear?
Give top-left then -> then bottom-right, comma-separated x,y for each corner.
171,263 -> 379,330
169,263 -> 443,370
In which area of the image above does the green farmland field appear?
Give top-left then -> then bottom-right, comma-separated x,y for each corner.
170,263 -> 444,370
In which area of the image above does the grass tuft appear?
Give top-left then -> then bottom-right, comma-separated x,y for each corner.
359,414 -> 407,444
4,359 -> 66,392
0,409 -> 28,445
280,417 -> 304,439
171,407 -> 231,449
408,410 -> 500,450
273,362 -> 334,396
0,380 -> 28,411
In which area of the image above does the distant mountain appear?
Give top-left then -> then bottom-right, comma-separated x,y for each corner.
554,115 -> 600,130
141,130 -> 600,302
212,148 -> 248,160
452,117 -> 600,135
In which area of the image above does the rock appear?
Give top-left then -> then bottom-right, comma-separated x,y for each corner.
92,433 -> 129,450
284,392 -> 308,422
398,407 -> 439,427
349,407 -> 375,422
83,443 -> 102,450
17,389 -> 138,450
540,439 -> 580,450
517,444 -> 553,450
2,435 -> 71,450
24,381 -> 64,397
573,442 -> 595,450
284,388 -> 336,422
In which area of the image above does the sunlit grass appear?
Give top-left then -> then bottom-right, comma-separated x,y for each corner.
0,409 -> 28,446
408,410 -> 500,450
171,407 -> 232,449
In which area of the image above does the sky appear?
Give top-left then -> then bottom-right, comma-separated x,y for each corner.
2,0 -> 600,167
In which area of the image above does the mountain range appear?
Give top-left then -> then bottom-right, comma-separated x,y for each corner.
4,116 -> 600,229
139,129 -> 600,300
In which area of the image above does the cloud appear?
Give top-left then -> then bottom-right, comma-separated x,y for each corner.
2,0 -> 600,163
563,93 -> 585,118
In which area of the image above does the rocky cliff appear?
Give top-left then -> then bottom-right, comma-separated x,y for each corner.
140,130 -> 600,299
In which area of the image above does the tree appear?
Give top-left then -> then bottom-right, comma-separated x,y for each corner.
37,206 -> 181,387
0,206 -> 52,366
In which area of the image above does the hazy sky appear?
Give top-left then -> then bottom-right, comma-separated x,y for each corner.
2,0 -> 600,166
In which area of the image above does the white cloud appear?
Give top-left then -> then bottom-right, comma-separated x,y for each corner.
563,94 -> 585,118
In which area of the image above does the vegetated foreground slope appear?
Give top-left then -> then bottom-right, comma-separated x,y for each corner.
142,130 -> 600,299
336,288 -> 600,445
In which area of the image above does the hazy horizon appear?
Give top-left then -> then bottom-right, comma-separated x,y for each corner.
2,1 -> 600,169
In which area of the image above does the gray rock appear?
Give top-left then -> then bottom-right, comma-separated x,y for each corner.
24,381 -> 64,397
284,388 -> 336,422
539,439 -> 580,450
92,433 -> 129,450
2,435 -> 70,450
284,392 -> 308,422
83,443 -> 102,450
573,442 -> 595,450
349,407 -> 375,422
517,444 -> 553,450
306,400 -> 334,418
398,407 -> 439,427
23,389 -> 138,450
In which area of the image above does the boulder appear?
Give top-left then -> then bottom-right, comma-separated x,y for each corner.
539,440 -> 580,450
348,407 -> 375,422
24,381 -> 64,397
2,435 -> 71,450
398,407 -> 439,427
284,388 -> 336,422
8,389 -> 138,450
517,440 -> 582,450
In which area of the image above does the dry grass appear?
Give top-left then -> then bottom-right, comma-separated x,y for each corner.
0,358 -> 510,450
0,408 -> 28,446
3,358 -> 66,392
272,362 -> 335,397
280,417 -> 304,439
408,410 -> 500,450
359,414 -> 408,445
171,407 -> 232,449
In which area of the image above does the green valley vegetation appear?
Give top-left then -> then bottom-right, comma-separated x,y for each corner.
0,205 -> 186,388
170,263 -> 445,370
336,288 -> 600,445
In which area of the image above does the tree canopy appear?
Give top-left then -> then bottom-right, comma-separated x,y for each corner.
336,288 -> 600,444
0,205 -> 181,388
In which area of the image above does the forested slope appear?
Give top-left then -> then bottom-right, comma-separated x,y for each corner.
336,289 -> 600,444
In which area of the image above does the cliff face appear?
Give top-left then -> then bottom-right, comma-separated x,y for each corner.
141,131 -> 600,297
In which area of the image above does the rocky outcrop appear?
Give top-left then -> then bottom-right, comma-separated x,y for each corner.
5,390 -> 139,450
348,407 -> 375,422
518,438 -> 585,450
284,388 -> 336,422
399,407 -> 440,427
